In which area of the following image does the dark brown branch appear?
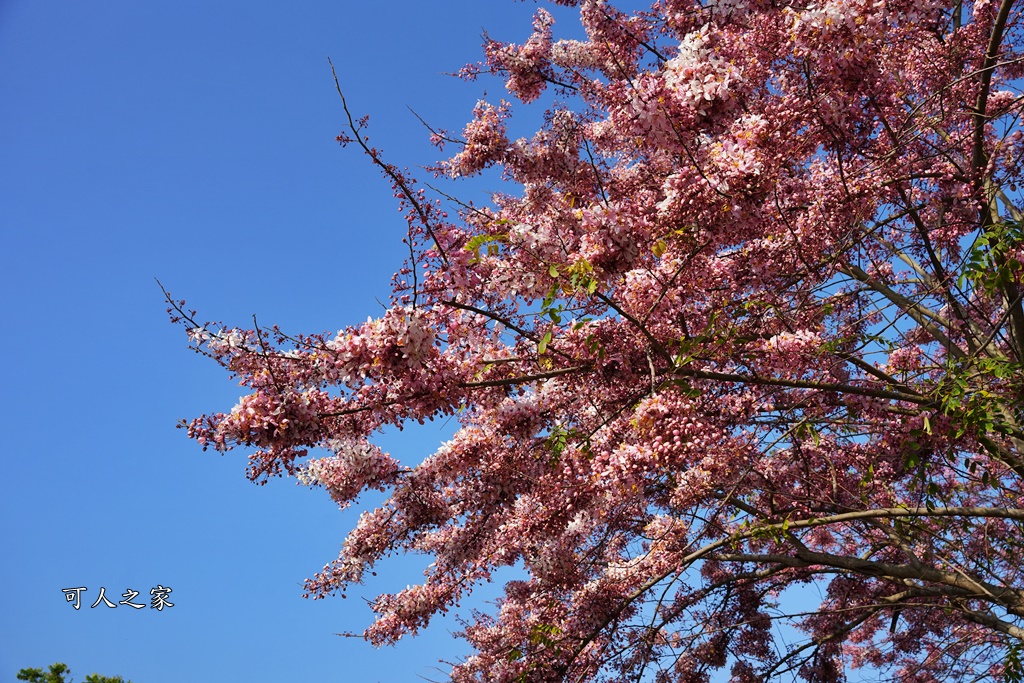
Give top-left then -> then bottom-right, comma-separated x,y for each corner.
458,366 -> 586,388
329,58 -> 450,268
440,299 -> 536,341
673,365 -> 933,406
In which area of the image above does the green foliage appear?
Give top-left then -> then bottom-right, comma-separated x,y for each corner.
934,356 -> 1022,443
508,623 -> 565,680
537,330 -> 552,355
543,423 -> 590,466
84,676 -> 129,683
17,663 -> 131,683
960,219 -> 1024,294
566,258 -> 597,295
672,310 -> 722,368
793,420 -> 822,447
464,232 -> 508,263
17,663 -> 70,683
667,378 -> 702,398
1006,641 -> 1024,683
541,285 -> 562,324
528,621 -> 562,648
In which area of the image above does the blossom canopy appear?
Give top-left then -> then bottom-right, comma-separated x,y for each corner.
170,1 -> 1024,681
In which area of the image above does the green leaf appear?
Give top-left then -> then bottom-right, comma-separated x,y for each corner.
538,331 -> 552,355
542,288 -> 557,311
1006,641 -> 1024,683
669,379 -> 702,398
464,233 -> 508,252
464,233 -> 508,262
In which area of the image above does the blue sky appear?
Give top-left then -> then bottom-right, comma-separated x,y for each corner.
0,2 -> 585,680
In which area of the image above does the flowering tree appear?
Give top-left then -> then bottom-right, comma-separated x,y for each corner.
167,1 -> 1024,681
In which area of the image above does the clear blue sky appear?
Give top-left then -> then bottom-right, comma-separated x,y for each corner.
0,2 -> 585,680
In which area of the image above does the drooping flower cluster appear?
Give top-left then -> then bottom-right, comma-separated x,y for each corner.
662,26 -> 743,116
296,438 -> 400,509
